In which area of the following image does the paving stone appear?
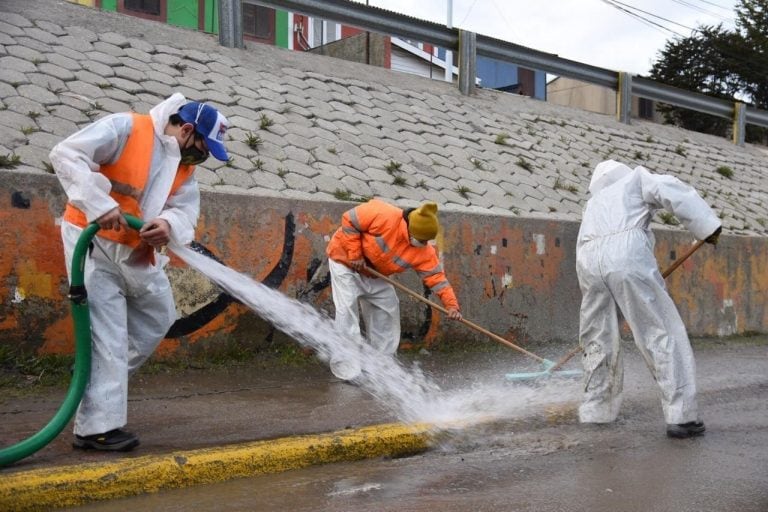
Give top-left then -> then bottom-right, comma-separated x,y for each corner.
48,103 -> 90,124
207,72 -> 237,89
93,97 -> 131,114
148,61 -> 183,78
26,73 -> 66,96
99,32 -> 130,48
0,56 -> 36,75
46,52 -> 82,72
194,166 -> 221,186
5,44 -> 45,65
249,168 -> 286,190
154,44 -> 182,56
81,59 -> 115,77
128,38 -> 155,54
110,64 -> 145,84
0,21 -> 25,38
59,35 -> 94,52
17,84 -> 59,106
146,70 -> 178,86
0,81 -> 13,98
142,80 -> 174,97
119,56 -> 152,72
25,130 -> 62,150
217,166 -> 256,188
87,50 -> 122,67
34,62 -> 75,82
0,121 -> 29,148
4,95 -> 44,118
282,171 -> 318,193
66,80 -> 106,101
102,86 -> 137,103
34,114 -> 79,137
58,92 -> 93,111
200,89 -> 238,106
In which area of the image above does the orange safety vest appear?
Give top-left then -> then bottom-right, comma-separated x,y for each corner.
326,199 -> 459,310
63,114 -> 195,248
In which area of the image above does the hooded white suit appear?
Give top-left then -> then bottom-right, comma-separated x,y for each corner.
50,94 -> 199,437
576,160 -> 720,425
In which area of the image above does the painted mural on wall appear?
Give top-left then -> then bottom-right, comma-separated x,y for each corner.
1,173 -> 767,358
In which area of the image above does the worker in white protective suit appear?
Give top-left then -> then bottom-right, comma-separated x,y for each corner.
576,159 -> 721,439
50,93 -> 230,451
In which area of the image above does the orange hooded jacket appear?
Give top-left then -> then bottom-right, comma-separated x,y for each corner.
326,199 -> 459,310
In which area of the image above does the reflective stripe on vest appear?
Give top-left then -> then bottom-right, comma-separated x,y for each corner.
63,113 -> 195,247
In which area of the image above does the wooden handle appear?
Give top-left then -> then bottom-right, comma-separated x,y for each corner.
662,239 -> 706,278
363,266 -> 546,364
547,345 -> 582,372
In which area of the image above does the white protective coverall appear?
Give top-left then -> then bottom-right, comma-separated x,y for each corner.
50,93 -> 199,437
328,258 -> 401,355
576,160 -> 720,425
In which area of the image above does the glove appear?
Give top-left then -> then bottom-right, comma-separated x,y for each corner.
705,226 -> 722,245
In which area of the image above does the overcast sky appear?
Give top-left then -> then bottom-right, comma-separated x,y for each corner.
354,0 -> 738,76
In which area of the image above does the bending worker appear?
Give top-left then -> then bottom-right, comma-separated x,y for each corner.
326,199 -> 462,379
50,93 -> 230,451
576,159 -> 721,439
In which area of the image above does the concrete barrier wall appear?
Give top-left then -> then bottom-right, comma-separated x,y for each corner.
2,171 -> 766,358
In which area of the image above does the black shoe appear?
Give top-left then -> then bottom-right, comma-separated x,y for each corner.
73,429 -> 140,452
666,421 -> 706,439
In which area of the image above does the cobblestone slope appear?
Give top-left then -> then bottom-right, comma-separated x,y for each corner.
1,0 -> 767,236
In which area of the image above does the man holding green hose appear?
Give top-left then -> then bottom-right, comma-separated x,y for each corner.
50,93 -> 230,451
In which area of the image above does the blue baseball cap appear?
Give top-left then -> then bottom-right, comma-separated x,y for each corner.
177,102 -> 230,161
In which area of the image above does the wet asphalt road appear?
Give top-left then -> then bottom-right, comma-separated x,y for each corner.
68,339 -> 768,512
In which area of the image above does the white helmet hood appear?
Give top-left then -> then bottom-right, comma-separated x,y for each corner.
588,159 -> 633,195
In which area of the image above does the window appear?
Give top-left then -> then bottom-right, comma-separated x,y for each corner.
638,97 -> 655,119
517,68 -> 535,97
124,0 -> 160,16
119,0 -> 164,21
243,4 -> 275,44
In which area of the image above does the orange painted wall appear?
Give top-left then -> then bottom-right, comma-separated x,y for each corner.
1,172 -> 766,358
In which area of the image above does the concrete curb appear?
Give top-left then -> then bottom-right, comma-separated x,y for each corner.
0,422 -> 433,511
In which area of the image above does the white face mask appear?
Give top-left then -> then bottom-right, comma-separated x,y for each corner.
410,236 -> 427,247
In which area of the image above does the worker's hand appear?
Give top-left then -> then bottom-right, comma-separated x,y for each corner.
140,218 -> 171,247
349,258 -> 365,272
705,226 -> 722,245
447,308 -> 463,321
95,207 -> 127,232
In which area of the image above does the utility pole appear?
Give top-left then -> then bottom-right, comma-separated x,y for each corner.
444,0 -> 453,82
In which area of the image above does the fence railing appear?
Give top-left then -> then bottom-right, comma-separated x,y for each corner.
221,0 -> 767,146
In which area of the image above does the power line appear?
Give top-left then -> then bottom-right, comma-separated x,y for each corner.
458,0 -> 480,27
670,0 -> 734,23
599,0 -> 686,38
688,0 -> 736,13
610,0 -> 697,31
598,0 -> 764,79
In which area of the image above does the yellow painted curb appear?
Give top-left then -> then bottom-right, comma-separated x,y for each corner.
0,422 -> 433,512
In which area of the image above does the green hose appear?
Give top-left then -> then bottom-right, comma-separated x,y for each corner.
0,214 -> 144,467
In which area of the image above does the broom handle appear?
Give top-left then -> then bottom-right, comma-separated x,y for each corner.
552,239 -> 708,371
363,266 -> 547,364
662,239 -> 706,278
548,345 -> 583,373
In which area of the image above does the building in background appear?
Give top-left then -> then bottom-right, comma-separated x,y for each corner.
547,76 -> 662,123
68,0 -> 546,100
